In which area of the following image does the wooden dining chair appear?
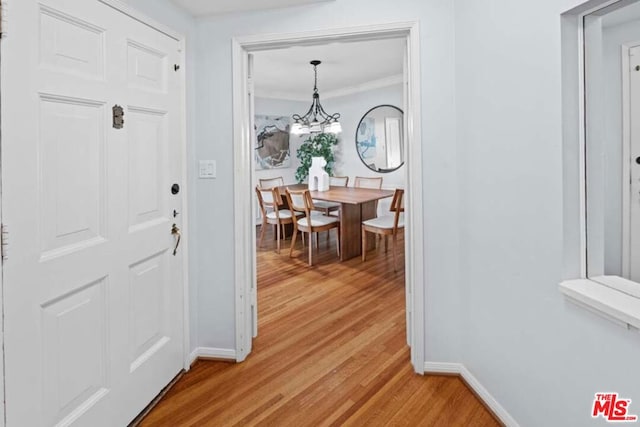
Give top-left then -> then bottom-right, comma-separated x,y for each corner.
355,176 -> 384,219
361,189 -> 404,272
258,176 -> 284,189
330,176 -> 349,187
286,188 -> 340,266
255,186 -> 301,254
313,175 -> 349,216
354,176 -> 383,189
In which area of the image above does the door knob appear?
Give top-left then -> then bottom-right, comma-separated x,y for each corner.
171,223 -> 181,256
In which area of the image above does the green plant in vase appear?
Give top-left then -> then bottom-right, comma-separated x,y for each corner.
295,133 -> 339,183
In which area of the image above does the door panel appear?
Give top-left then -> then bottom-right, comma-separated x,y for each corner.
41,277 -> 109,426
2,0 -> 185,425
127,107 -> 168,230
129,251 -> 169,372
39,5 -> 106,80
127,40 -> 168,93
39,95 -> 107,257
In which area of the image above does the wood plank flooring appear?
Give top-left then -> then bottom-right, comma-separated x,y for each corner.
139,226 -> 501,426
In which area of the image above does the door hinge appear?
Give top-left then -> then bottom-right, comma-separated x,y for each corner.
1,224 -> 8,261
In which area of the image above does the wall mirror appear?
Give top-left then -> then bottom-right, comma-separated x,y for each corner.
355,105 -> 404,173
584,0 -> 640,287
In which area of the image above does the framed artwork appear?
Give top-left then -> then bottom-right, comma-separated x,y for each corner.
255,115 -> 291,169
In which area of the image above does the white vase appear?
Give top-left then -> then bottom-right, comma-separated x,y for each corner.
308,157 -> 329,191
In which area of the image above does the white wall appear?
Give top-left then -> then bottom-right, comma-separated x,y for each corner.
193,0 -> 460,359
456,1 -> 640,426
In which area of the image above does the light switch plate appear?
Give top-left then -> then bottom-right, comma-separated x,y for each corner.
199,160 -> 216,179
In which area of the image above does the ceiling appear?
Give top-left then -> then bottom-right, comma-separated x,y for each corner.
170,0 -> 332,16
252,38 -> 405,100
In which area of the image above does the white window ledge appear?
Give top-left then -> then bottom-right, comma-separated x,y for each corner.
559,279 -> 640,330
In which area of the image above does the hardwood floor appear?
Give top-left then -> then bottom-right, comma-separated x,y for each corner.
139,226 -> 501,426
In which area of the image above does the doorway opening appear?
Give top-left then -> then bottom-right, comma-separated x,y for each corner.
232,22 -> 425,373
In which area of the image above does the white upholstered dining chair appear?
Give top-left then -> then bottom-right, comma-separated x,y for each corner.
255,186 -> 301,254
312,175 -> 349,216
361,188 -> 404,272
286,188 -> 340,266
354,176 -> 383,189
258,176 -> 284,189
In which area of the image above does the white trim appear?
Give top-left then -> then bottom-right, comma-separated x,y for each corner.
232,21 -> 425,373
560,279 -> 640,329
0,94 -> 4,427
424,362 -> 520,427
177,36 -> 192,372
233,22 -> 414,50
406,21 -> 424,375
232,38 -> 254,362
189,347 -> 237,366
424,361 -> 463,375
578,15 -> 588,278
256,74 -> 404,101
622,43 -> 631,279
593,275 -> 640,299
97,0 -> 182,41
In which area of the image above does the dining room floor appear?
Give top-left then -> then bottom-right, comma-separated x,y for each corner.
137,226 -> 501,426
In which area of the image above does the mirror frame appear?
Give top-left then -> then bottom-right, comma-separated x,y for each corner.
355,104 -> 405,173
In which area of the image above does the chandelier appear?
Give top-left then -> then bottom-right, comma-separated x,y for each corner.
290,60 -> 342,135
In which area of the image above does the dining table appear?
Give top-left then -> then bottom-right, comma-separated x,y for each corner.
279,184 -> 395,261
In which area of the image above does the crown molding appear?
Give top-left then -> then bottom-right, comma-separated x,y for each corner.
255,74 -> 404,101
323,74 -> 403,99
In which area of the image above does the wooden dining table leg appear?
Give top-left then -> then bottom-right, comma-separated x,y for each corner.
361,200 -> 378,253
339,203 -> 359,260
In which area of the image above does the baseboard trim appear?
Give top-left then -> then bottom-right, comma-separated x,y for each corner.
424,361 -> 463,375
425,362 -> 519,427
189,347 -> 237,366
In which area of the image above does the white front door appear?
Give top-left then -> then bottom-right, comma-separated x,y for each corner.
1,0 -> 185,425
630,45 -> 640,282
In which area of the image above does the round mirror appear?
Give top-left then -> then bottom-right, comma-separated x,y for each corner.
355,105 -> 404,173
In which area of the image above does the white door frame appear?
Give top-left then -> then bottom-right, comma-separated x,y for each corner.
231,21 -> 425,374
621,40 -> 640,279
0,2 -> 191,421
